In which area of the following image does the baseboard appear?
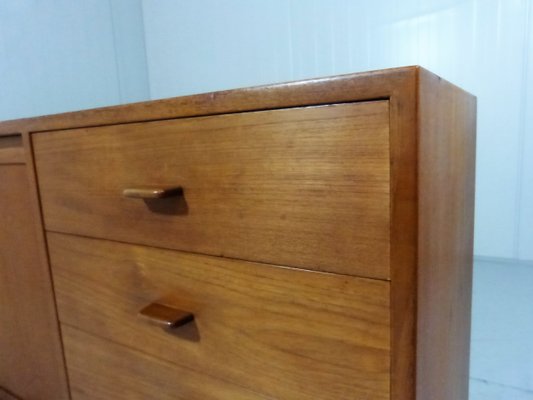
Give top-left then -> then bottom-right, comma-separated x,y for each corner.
474,255 -> 533,267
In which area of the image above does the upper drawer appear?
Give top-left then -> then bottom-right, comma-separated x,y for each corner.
34,101 -> 390,279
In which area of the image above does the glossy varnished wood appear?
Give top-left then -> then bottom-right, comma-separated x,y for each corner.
386,68 -> 476,400
48,232 -> 391,400
138,302 -> 194,329
35,101 -> 391,279
63,326 -> 272,400
415,68 -> 476,400
122,186 -> 184,199
386,66 -> 419,400
0,163 -> 69,399
0,66 -> 476,400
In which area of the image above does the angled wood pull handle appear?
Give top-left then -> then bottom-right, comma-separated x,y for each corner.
139,302 -> 194,329
122,186 -> 183,199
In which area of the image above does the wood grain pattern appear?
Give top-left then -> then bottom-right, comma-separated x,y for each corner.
0,135 -> 24,164
0,165 -> 69,400
35,101 -> 391,279
0,66 -> 476,399
0,66 -> 415,135
48,232 -> 391,400
63,325 -> 272,400
416,68 -> 476,400
388,66 -> 419,400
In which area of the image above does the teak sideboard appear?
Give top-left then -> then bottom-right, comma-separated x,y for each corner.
0,66 -> 476,400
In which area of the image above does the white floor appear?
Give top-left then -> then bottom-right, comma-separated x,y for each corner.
470,258 -> 533,399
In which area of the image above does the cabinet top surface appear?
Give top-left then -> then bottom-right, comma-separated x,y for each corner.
0,66 -> 473,136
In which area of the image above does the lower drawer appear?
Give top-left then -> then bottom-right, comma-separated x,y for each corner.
48,233 -> 390,400
63,326 -> 271,400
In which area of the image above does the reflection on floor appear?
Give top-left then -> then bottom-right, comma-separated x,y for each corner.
470,258 -> 533,399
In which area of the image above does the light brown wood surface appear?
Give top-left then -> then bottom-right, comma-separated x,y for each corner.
0,66 -> 476,400
63,326 -> 273,400
386,66 -> 419,400
35,101 -> 391,279
0,165 -> 69,400
416,68 -> 476,400
48,232 -> 391,400
0,136 -> 24,165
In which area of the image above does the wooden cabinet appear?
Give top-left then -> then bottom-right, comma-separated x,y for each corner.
0,66 -> 476,400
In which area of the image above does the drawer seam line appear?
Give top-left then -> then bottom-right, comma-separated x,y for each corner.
46,229 -> 392,283
61,322 -> 281,400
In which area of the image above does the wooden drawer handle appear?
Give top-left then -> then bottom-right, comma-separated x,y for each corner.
123,186 -> 183,199
139,302 -> 194,329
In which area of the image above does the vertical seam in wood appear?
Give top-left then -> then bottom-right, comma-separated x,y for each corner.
413,66 -> 421,400
389,69 -> 419,400
413,68 -> 424,400
23,131 -> 72,400
388,96 -> 393,400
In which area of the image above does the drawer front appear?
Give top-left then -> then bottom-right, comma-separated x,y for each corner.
49,233 -> 391,400
35,101 -> 390,279
63,326 -> 271,400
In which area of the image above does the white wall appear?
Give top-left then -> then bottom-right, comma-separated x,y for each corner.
142,0 -> 533,262
1,1 -> 531,261
0,0 -> 149,121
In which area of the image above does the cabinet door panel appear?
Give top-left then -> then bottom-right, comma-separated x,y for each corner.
0,162 -> 69,400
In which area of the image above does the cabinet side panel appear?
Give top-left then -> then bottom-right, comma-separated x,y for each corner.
0,160 -> 69,399
417,69 -> 476,400
389,74 -> 419,400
